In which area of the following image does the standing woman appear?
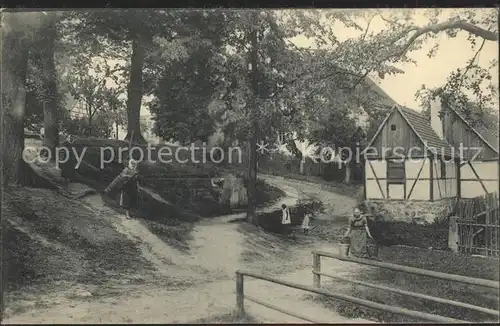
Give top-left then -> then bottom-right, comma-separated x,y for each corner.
105,158 -> 140,219
120,159 -> 140,219
343,207 -> 373,258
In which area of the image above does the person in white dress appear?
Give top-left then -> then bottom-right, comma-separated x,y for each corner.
281,204 -> 291,235
302,211 -> 311,235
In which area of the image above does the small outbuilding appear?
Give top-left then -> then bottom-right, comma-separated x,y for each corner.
363,97 -> 499,201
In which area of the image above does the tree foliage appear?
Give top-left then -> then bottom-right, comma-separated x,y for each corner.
148,11 -> 230,144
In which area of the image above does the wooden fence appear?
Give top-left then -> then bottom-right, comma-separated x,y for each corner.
454,192 -> 500,257
234,250 -> 499,323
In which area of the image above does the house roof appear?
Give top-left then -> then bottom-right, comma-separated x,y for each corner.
397,106 -> 456,157
474,124 -> 499,153
445,104 -> 499,155
363,77 -> 399,109
365,105 -> 456,158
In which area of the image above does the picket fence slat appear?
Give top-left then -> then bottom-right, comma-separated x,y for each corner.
456,192 -> 500,257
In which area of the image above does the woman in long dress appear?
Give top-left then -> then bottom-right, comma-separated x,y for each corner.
120,160 -> 139,219
343,207 -> 373,258
105,159 -> 139,219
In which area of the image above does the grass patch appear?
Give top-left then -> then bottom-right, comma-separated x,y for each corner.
262,171 -> 362,198
369,219 -> 449,250
192,311 -> 258,324
255,179 -> 286,208
2,186 -> 153,294
253,199 -> 324,234
311,246 -> 499,323
139,218 -> 193,252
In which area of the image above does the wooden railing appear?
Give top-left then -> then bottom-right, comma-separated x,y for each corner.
312,251 -> 499,319
234,251 -> 499,323
236,270 -> 471,323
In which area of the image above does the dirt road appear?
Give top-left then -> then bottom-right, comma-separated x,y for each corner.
4,176 -> 367,324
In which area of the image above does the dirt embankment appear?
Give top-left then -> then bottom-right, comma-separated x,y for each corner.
2,174 -> 363,323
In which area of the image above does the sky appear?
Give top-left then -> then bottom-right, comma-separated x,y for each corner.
92,8 -> 497,117
290,8 -> 499,111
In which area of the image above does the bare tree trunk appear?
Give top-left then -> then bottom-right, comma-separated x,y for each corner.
1,13 -> 30,186
124,35 -> 147,144
40,14 -> 59,158
116,122 -> 119,139
344,163 -> 351,184
88,112 -> 93,136
246,12 -> 259,225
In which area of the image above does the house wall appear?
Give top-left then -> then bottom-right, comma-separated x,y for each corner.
432,158 -> 457,200
365,157 -> 458,201
366,158 -> 434,200
365,160 -> 387,199
460,160 -> 499,198
370,110 -> 425,158
442,110 -> 498,160
405,158 -> 431,200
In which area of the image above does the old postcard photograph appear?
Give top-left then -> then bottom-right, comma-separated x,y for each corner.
1,7 -> 499,324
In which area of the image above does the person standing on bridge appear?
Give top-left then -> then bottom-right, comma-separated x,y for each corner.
343,207 -> 373,258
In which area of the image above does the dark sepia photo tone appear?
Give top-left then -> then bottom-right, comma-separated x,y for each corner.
1,8 -> 499,324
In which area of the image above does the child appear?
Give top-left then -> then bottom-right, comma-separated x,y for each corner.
281,204 -> 291,234
302,210 -> 311,235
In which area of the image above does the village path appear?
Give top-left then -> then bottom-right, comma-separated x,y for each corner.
4,176 -> 371,324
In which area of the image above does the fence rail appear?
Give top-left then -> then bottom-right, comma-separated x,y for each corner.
312,251 -> 499,289
236,270 -> 468,323
310,251 -> 499,322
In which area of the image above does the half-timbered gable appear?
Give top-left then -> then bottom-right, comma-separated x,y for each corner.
441,104 -> 499,160
365,98 -> 499,201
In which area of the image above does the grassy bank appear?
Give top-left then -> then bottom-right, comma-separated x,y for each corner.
1,186 -> 157,317
309,246 -> 499,323
369,220 -> 449,250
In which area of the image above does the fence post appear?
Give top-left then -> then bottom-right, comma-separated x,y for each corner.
448,216 -> 459,253
236,272 -> 244,316
313,252 -> 321,288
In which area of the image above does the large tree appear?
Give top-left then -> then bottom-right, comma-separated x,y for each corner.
1,12 -> 51,185
29,11 -> 64,157
330,9 -> 498,125
66,9 -> 201,144
149,11 -> 230,144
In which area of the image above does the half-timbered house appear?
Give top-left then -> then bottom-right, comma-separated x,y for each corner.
364,97 -> 499,201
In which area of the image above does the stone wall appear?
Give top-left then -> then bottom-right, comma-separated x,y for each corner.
364,199 -> 455,224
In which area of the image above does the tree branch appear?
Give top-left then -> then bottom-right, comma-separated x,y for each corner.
387,20 -> 497,63
362,14 -> 376,40
458,38 -> 486,90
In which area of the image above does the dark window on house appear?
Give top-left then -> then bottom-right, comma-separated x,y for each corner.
440,160 -> 446,179
387,160 -> 405,183
390,124 -> 397,131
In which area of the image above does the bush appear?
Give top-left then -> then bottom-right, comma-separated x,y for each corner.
340,237 -> 350,244
255,199 -> 324,233
369,219 -> 448,250
432,214 -> 450,228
